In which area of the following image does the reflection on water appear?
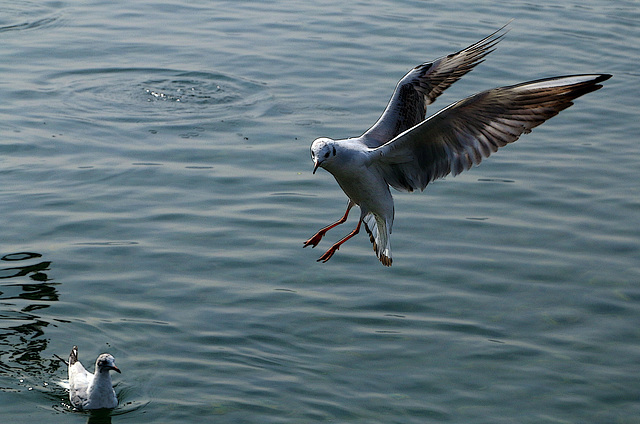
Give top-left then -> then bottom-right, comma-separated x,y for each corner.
86,409 -> 113,424
0,252 -> 61,385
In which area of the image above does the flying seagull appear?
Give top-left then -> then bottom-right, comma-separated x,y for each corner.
304,25 -> 611,266
67,346 -> 120,410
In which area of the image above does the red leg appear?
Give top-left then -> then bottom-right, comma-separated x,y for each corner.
317,219 -> 362,263
303,201 -> 355,248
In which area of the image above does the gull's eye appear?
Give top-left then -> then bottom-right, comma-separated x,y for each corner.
324,152 -> 330,158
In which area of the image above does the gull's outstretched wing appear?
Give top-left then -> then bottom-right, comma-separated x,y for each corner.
361,24 -> 509,147
372,74 -> 611,192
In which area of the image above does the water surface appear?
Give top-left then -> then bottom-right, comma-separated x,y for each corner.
1,1 -> 639,423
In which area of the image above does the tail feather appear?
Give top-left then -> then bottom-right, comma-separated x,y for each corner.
363,213 -> 393,266
69,346 -> 79,366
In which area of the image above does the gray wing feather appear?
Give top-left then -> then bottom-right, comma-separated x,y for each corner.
361,24 -> 509,147
373,74 -> 611,192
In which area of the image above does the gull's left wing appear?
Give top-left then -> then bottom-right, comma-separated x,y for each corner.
371,74 -> 611,192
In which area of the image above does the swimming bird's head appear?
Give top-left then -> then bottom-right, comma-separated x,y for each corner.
310,137 -> 337,174
96,353 -> 121,374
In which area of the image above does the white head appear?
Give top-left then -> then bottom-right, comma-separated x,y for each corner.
310,137 -> 337,174
95,353 -> 121,375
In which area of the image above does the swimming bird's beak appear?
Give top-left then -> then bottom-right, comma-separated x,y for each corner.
111,365 -> 121,373
313,160 -> 320,174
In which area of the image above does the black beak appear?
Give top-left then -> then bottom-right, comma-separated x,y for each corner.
313,160 -> 320,174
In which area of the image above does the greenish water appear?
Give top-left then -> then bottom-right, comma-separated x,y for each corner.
1,1 -> 639,423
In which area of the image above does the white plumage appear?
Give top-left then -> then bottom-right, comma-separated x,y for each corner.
67,346 -> 120,410
304,24 -> 610,266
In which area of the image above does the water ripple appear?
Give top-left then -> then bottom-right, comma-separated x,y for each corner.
0,15 -> 61,33
0,2 -> 64,33
42,68 -> 270,123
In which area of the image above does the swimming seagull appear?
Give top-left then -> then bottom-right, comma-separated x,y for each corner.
67,346 -> 120,410
304,25 -> 611,266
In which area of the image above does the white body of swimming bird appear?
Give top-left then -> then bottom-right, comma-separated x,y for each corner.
67,346 -> 120,410
304,24 -> 611,266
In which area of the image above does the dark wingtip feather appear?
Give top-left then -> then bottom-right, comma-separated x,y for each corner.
594,74 -> 612,83
53,353 -> 69,366
69,346 -> 79,365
